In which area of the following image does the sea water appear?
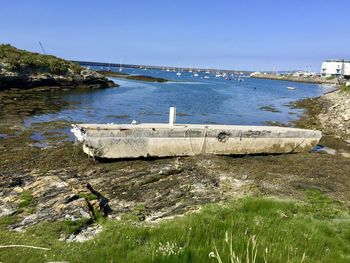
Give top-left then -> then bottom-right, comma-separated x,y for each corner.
27,67 -> 334,126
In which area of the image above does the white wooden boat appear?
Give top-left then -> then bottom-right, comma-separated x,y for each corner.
71,107 -> 322,159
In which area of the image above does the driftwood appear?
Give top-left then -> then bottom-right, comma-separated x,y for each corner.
0,244 -> 50,250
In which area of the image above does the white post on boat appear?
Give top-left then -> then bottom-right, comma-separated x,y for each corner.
169,107 -> 176,126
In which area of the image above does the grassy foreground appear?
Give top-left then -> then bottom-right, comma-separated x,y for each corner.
0,191 -> 349,263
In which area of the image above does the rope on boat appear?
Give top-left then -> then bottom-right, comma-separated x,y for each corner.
201,127 -> 208,154
185,127 -> 208,155
186,129 -> 195,155
286,129 -> 318,154
31,114 -> 81,127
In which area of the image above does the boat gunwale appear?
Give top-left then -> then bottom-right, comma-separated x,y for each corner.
75,123 -> 322,136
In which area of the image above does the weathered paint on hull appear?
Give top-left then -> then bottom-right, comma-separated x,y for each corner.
73,123 -> 322,159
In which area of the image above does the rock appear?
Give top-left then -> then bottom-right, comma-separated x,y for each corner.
0,205 -> 16,217
330,103 -> 340,109
5,170 -> 95,230
64,224 -> 102,243
340,152 -> 350,158
12,186 -> 24,193
12,214 -> 39,231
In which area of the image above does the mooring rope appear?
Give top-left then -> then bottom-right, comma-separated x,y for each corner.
201,127 -> 208,154
286,129 -> 318,154
185,128 -> 195,155
185,127 -> 208,155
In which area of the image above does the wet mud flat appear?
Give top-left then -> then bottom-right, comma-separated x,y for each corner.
1,88 -> 350,232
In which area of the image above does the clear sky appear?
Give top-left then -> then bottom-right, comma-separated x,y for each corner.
1,0 -> 349,71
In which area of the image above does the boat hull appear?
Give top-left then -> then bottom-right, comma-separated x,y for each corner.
72,124 -> 322,159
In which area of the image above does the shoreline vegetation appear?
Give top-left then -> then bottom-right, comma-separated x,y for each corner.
0,46 -> 350,262
98,70 -> 169,82
0,44 -> 117,91
251,73 -> 338,84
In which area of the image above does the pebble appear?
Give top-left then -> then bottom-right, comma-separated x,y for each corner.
340,152 -> 350,158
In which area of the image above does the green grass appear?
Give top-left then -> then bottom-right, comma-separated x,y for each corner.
0,194 -> 349,263
78,193 -> 98,201
18,191 -> 33,208
0,44 -> 82,74
340,85 -> 350,93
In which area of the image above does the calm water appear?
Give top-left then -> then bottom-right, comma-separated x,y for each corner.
27,67 -> 334,126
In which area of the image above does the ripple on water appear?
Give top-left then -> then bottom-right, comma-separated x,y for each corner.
23,69 -> 334,133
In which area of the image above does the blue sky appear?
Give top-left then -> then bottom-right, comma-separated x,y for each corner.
1,0 -> 349,71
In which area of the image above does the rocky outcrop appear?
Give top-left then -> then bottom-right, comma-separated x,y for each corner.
0,44 -> 117,90
0,65 -> 116,90
0,169 -> 92,231
99,70 -> 169,82
0,158 -> 254,231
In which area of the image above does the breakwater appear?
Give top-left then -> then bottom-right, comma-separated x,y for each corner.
251,73 -> 337,84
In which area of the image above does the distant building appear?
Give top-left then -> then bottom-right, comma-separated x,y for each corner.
321,59 -> 350,78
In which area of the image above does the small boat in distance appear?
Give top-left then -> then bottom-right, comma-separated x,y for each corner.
119,59 -> 122,71
176,66 -> 181,76
71,107 -> 322,159
287,87 -> 296,90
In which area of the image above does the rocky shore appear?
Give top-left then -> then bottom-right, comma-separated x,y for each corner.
1,89 -> 350,236
0,68 -> 117,90
318,90 -> 350,139
1,62 -> 350,254
0,44 -> 117,91
295,89 -> 350,140
251,73 -> 337,84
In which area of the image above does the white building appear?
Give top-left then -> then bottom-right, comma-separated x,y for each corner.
321,59 -> 350,78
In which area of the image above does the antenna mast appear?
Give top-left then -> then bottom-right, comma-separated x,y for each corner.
38,41 -> 46,55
